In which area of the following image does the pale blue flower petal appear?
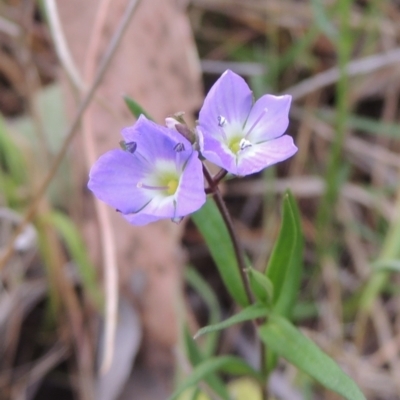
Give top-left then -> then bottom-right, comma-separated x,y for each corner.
198,127 -> 237,173
203,70 -> 253,123
236,135 -> 298,176
199,70 -> 253,142
175,151 -> 206,216
122,115 -> 191,163
88,149 -> 151,214
122,213 -> 161,226
89,116 -> 205,226
245,94 -> 291,142
198,70 -> 296,176
135,195 -> 177,219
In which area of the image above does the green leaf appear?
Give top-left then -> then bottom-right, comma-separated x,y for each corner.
123,96 -> 153,120
182,327 -> 229,400
310,0 -> 338,41
8,84 -> 67,154
259,315 -> 366,400
246,267 -> 273,304
265,191 -> 303,372
41,211 -> 102,308
5,85 -> 75,209
0,115 -> 27,207
371,259 -> 400,273
194,304 -> 269,339
191,198 -> 249,307
183,325 -> 203,365
266,191 -> 303,318
0,115 -> 26,184
169,356 -> 262,400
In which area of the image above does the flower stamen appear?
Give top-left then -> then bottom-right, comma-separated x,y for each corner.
125,141 -> 137,154
119,140 -> 137,154
137,178 -> 179,196
137,182 -> 169,191
174,142 -> 185,152
218,115 -> 227,127
216,116 -> 228,141
239,138 -> 252,150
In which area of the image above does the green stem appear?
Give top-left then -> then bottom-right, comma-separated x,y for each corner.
202,166 -> 253,304
356,186 -> 400,344
316,0 -> 352,258
202,165 -> 268,399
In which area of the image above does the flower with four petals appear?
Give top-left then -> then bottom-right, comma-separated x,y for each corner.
198,70 -> 297,176
88,115 -> 206,225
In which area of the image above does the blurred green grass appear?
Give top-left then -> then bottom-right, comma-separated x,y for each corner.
191,1 -> 400,397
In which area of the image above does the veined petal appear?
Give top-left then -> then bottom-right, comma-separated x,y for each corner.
88,149 -> 152,213
245,94 -> 291,143
198,70 -> 253,142
236,135 -> 298,176
198,71 -> 296,176
122,212 -> 161,226
122,115 -> 191,163
89,116 -> 206,226
137,195 -> 176,219
175,151 -> 206,216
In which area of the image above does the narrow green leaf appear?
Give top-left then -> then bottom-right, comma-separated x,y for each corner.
265,192 -> 303,372
266,191 -> 303,318
274,192 -> 303,317
0,116 -> 27,207
0,116 -> 26,184
41,211 -> 102,308
123,96 -> 153,120
169,356 -> 262,400
183,325 -> 203,365
259,315 -> 366,400
191,198 -> 249,307
246,267 -> 273,305
182,327 -> 229,400
194,304 -> 268,339
371,259 -> 400,273
310,0 -> 338,41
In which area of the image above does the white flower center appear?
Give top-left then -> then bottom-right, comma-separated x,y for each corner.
137,161 -> 180,197
217,115 -> 254,155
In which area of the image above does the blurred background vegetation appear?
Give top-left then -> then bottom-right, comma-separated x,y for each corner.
1,0 -> 400,399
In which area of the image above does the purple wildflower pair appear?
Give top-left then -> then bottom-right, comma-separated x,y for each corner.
88,70 -> 297,225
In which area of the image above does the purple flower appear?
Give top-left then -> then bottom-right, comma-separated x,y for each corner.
198,70 -> 297,176
88,115 -> 206,226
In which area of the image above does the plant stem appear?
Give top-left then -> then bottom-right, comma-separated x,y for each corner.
202,165 -> 269,399
316,0 -> 352,258
213,169 -> 228,185
203,165 -> 254,304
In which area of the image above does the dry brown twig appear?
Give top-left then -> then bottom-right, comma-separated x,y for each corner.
82,0 -> 120,376
284,47 -> 400,101
0,1 -> 141,347
44,0 -> 84,92
44,0 -> 143,378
